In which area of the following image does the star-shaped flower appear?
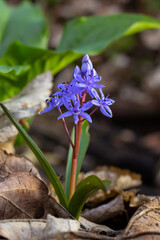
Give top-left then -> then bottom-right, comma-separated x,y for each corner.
58,99 -> 93,124
40,96 -> 62,114
92,88 -> 115,118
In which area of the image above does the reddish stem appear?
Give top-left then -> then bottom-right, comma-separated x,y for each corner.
68,91 -> 87,201
68,123 -> 79,201
89,106 -> 99,116
58,107 -> 74,148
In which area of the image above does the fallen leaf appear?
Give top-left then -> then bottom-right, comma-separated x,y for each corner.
0,149 -> 72,221
0,171 -> 48,219
0,219 -> 46,240
79,216 -> 119,237
0,71 -> 53,144
0,148 -> 41,179
81,195 -> 125,224
42,195 -> 73,219
43,214 -> 80,236
123,197 -> 160,239
0,215 -> 116,240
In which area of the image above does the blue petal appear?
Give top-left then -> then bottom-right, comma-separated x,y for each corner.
72,65 -> 81,78
62,97 -> 73,110
90,88 -> 100,99
99,88 -> 105,99
100,106 -> 112,118
54,92 -> 62,96
92,84 -> 105,88
79,112 -> 92,123
40,106 -> 53,114
58,111 -> 72,120
81,101 -> 93,111
81,55 -> 93,75
75,75 -> 84,83
77,83 -> 86,88
91,69 -> 98,77
92,77 -> 101,83
87,88 -> 94,98
91,89 -> 100,100
58,84 -> 67,91
105,98 -> 115,105
104,106 -> 112,117
74,114 -> 79,124
91,100 -> 101,106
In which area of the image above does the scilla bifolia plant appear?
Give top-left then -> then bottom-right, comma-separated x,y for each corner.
0,55 -> 114,219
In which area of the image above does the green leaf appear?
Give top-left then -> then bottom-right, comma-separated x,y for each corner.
0,0 -> 48,57
68,175 -> 107,219
65,121 -> 90,200
0,103 -> 68,209
1,13 -> 160,101
0,41 -> 80,101
57,14 -> 160,54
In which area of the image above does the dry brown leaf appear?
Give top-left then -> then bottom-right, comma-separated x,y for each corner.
0,148 -> 41,179
81,195 -> 125,224
0,171 -> 72,220
0,215 -> 116,240
123,197 -> 160,239
0,171 -> 48,219
0,219 -> 46,240
42,214 -> 80,236
0,215 -> 80,240
0,71 -> 52,144
0,149 -> 72,221
42,195 -> 73,219
79,216 -> 118,237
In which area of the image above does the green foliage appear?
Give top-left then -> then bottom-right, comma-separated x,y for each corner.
0,103 -> 68,209
68,175 -> 109,219
0,0 -> 48,57
0,13 -> 160,102
65,121 -> 90,199
105,35 -> 136,58
0,42 -> 80,101
57,14 -> 160,54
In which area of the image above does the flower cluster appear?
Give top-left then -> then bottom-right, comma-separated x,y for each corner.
41,55 -> 115,124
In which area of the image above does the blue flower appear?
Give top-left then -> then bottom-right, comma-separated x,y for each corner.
72,55 -> 105,98
75,69 -> 105,98
40,96 -> 62,114
58,99 -> 93,124
92,88 -> 115,118
81,54 -> 93,75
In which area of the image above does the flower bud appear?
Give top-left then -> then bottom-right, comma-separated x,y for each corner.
81,54 -> 93,75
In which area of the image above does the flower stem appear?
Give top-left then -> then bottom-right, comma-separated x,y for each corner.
68,91 -> 87,201
68,123 -> 79,201
89,106 -> 99,116
58,107 -> 74,148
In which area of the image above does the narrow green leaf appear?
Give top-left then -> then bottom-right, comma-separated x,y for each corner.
0,103 -> 68,209
65,121 -> 90,200
68,175 -> 107,219
0,0 -> 49,57
76,121 -> 90,179
57,14 -> 160,54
